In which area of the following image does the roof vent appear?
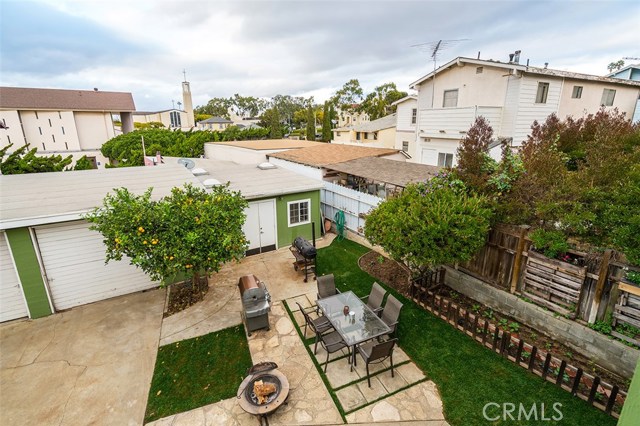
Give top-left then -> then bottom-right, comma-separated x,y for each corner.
202,178 -> 222,188
191,167 -> 208,176
258,162 -> 276,170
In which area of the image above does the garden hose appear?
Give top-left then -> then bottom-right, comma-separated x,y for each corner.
334,210 -> 345,241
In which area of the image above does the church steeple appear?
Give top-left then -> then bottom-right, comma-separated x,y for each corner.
181,70 -> 195,128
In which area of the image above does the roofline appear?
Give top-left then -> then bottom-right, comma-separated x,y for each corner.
244,183 -> 324,200
0,211 -> 87,230
409,56 -> 640,89
606,63 -> 640,77
391,95 -> 417,106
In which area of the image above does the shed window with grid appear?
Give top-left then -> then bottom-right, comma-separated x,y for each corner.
288,199 -> 310,227
442,89 -> 458,108
535,82 -> 550,103
601,89 -> 616,106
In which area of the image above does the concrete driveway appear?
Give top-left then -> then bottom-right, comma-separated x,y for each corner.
0,288 -> 165,426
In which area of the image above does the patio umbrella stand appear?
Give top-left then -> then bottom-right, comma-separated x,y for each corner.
237,362 -> 290,426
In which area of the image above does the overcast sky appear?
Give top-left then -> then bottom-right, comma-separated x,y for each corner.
1,0 -> 638,111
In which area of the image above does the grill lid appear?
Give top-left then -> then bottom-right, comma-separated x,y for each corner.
293,236 -> 316,259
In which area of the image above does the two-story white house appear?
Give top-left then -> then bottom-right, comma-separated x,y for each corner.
331,113 -> 397,149
392,95 -> 418,158
0,86 -> 136,169
336,106 -> 370,128
409,56 -> 640,167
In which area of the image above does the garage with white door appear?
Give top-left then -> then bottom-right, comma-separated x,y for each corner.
0,232 -> 28,322
242,199 -> 277,256
35,221 -> 157,311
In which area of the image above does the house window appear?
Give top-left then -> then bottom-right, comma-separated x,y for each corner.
356,132 -> 361,140
601,89 -> 616,106
402,141 -> 409,152
442,89 -> 458,108
437,153 -> 454,168
411,108 -> 417,124
535,82 -> 549,103
476,66 -> 484,74
336,132 -> 341,137
373,132 -> 378,140
169,111 -> 181,128
572,86 -> 583,99
287,199 -> 310,227
363,132 -> 368,140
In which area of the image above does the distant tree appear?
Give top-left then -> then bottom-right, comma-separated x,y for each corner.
270,95 -> 307,128
259,107 -> 284,138
0,144 -> 73,174
73,155 -> 95,171
365,174 -> 492,285
359,82 -> 408,120
194,113 -> 212,123
231,94 -> 266,118
455,116 -> 496,193
607,60 -> 625,73
85,183 -> 248,291
331,79 -> 364,112
321,101 -> 332,142
306,106 -> 316,141
194,97 -> 232,118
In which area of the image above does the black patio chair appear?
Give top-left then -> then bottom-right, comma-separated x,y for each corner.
319,330 -> 349,373
356,338 -> 398,387
360,282 -> 386,315
296,302 -> 333,354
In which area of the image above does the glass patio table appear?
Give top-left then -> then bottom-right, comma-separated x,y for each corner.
316,290 -> 391,370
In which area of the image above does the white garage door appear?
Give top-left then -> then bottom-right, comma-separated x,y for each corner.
35,221 -> 157,311
0,232 -> 28,322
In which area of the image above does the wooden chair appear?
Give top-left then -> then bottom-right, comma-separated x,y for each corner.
296,302 -> 333,354
356,338 -> 398,387
360,282 -> 386,315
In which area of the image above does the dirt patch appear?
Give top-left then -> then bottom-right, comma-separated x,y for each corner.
359,251 -> 411,297
164,276 -> 209,318
359,250 -> 629,392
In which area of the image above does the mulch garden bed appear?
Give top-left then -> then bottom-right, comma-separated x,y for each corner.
164,276 -> 209,317
358,250 -> 630,393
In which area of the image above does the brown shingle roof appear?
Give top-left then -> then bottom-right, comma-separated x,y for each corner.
267,144 -> 399,167
0,86 -> 136,111
212,139 -> 325,150
326,157 -> 441,187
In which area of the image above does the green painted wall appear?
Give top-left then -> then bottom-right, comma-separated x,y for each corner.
619,359 -> 640,426
5,228 -> 52,318
273,190 -> 321,248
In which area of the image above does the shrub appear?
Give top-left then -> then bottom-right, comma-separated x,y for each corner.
529,229 -> 570,259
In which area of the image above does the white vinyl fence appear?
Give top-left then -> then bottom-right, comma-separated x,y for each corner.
321,182 -> 383,235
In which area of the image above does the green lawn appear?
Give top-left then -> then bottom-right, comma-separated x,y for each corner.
144,325 -> 252,423
317,238 -> 617,426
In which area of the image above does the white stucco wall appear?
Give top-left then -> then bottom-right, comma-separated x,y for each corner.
557,80 -> 640,120
205,143 -> 291,164
267,157 -> 324,180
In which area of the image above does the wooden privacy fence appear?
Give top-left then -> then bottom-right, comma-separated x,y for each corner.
320,182 -> 382,235
408,285 -> 627,418
460,225 -> 638,329
612,281 -> 640,347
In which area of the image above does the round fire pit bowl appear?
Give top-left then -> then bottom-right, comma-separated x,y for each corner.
237,368 -> 289,418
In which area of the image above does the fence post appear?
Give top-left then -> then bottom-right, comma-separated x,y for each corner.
509,225 -> 529,294
588,249 -> 613,324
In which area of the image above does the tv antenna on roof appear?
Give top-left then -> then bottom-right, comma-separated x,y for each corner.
411,39 -> 469,107
411,39 -> 470,72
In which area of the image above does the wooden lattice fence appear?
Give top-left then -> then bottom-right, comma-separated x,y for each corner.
521,251 -> 587,318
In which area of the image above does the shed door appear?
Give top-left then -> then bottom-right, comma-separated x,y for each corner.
243,200 -> 277,256
35,221 -> 157,311
0,232 -> 28,322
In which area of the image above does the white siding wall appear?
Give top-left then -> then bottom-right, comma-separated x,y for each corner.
418,139 -> 459,167
419,106 -> 503,139
512,76 -> 562,145
557,81 -> 640,120
499,75 -> 522,139
267,157 -> 324,180
395,99 -> 417,132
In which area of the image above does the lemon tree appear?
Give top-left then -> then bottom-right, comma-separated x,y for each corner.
86,183 -> 248,288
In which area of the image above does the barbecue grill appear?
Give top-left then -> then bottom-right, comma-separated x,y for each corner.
290,236 -> 317,282
238,274 -> 271,336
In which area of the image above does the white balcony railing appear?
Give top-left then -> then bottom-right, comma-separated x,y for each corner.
418,106 -> 503,139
